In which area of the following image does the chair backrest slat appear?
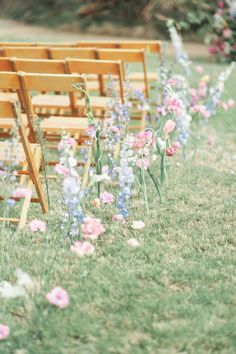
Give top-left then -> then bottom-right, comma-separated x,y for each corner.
2,47 -> 50,59
50,48 -> 96,60
19,72 -> 85,92
12,58 -> 66,74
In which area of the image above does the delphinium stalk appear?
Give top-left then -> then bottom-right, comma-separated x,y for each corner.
205,62 -> 235,116
167,20 -> 192,76
56,133 -> 84,240
117,135 -> 135,218
73,83 -> 103,197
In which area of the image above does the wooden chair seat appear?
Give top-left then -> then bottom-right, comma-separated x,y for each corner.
0,92 -> 18,100
32,94 -> 111,110
40,115 -> 89,133
129,71 -> 158,81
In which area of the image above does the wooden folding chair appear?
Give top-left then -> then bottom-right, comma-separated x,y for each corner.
18,72 -> 96,186
96,48 -> 150,99
0,99 -> 48,229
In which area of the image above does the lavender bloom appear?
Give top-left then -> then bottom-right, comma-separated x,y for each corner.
117,136 -> 135,217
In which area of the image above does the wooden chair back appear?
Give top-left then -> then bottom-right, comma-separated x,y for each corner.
66,58 -> 124,100
96,48 -> 149,98
18,72 -> 86,119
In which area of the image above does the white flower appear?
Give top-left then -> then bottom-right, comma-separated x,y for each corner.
131,220 -> 145,230
127,238 -> 140,248
0,281 -> 26,299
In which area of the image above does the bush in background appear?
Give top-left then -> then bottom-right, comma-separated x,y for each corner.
0,0 -> 218,39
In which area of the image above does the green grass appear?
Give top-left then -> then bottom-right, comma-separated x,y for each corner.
0,61 -> 236,354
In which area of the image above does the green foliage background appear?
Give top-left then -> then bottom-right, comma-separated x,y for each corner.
0,0 -> 218,38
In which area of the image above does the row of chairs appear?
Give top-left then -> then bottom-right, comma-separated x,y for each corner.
0,57 -> 125,114
0,40 -> 162,53
0,47 -> 159,98
0,41 -> 161,229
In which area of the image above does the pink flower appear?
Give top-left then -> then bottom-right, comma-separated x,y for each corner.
136,158 -> 150,170
101,192 -> 114,205
46,287 -> 69,309
195,65 -> 204,74
228,99 -> 235,108
223,28 -> 232,39
218,1 -> 224,9
208,136 -> 215,146
29,219 -> 46,232
222,102 -> 229,111
111,126 -> 120,135
127,238 -> 140,248
163,119 -> 176,134
71,241 -> 95,257
208,45 -> 218,55
131,220 -> 145,230
133,131 -> 153,149
91,198 -> 101,208
166,146 -> 177,157
0,170 -> 4,177
172,141 -> 181,150
12,187 -> 31,199
164,96 -> 183,115
166,79 -> 176,86
0,324 -> 10,340
112,214 -> 126,223
54,164 -> 70,176
82,216 -> 105,240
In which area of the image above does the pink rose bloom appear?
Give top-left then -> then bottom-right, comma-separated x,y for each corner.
136,158 -> 150,170
172,141 -> 181,150
0,324 -> 10,340
91,198 -> 101,208
166,146 -> 177,157
228,99 -> 235,108
46,287 -> 69,309
111,126 -> 120,135
54,164 -> 70,177
166,79 -> 176,86
29,219 -> 46,232
112,214 -> 126,223
223,28 -> 232,39
82,216 -> 105,240
101,192 -> 114,205
195,65 -> 204,74
133,130 -> 153,149
131,220 -> 145,230
164,96 -> 183,115
163,119 -> 176,134
127,238 -> 140,248
208,45 -> 218,55
71,241 -> 95,257
218,1 -> 224,9
12,187 -> 31,199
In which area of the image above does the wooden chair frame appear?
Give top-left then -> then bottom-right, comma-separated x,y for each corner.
0,100 -> 48,229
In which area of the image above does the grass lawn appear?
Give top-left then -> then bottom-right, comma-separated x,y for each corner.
0,59 -> 236,354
